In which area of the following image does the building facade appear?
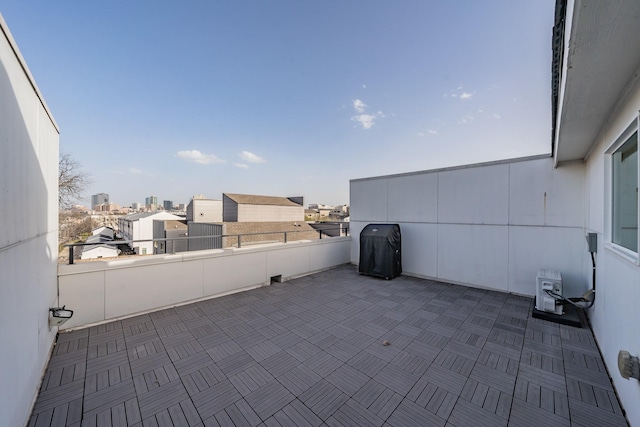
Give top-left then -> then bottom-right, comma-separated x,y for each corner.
223,193 -> 304,222
91,192 -> 109,208
186,196 -> 222,223
118,211 -> 183,255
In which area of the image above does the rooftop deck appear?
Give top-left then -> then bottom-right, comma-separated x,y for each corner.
29,265 -> 628,426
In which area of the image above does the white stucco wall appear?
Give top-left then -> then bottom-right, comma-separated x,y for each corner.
0,14 -> 60,427
350,156 -> 589,297
581,74 -> 640,426
58,237 -> 351,330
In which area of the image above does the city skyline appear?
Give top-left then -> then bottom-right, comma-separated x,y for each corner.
0,1 -> 554,205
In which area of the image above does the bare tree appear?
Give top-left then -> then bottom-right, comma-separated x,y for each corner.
58,152 -> 90,209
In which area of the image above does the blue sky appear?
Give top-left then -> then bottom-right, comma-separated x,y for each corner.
1,1 -> 554,207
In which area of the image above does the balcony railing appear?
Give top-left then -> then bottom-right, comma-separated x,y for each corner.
65,226 -> 349,264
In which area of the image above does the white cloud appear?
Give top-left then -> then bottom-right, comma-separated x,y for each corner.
417,132 -> 425,137
460,92 -> 472,100
240,150 -> 266,164
493,113 -> 501,119
109,169 -> 125,175
428,129 -> 438,134
234,163 -> 249,169
351,114 -> 376,129
177,150 -> 225,165
362,84 -> 367,89
352,99 -> 367,113
351,111 -> 386,130
129,167 -> 143,175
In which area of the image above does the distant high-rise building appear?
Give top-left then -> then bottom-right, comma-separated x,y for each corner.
91,193 -> 109,208
131,202 -> 141,210
163,200 -> 173,211
145,195 -> 158,209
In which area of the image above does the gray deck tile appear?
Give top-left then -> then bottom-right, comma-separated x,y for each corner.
352,379 -> 388,408
369,388 -> 403,420
277,364 -> 322,395
564,362 -> 614,391
304,351 -> 342,378
373,363 -> 419,396
205,340 -> 242,362
192,379 -> 242,420
386,400 -> 446,427
469,363 -> 516,395
83,379 -> 137,417
32,379 -> 85,414
448,399 -> 507,427
568,397 -> 628,427
229,364 -> 275,396
332,399 -> 385,427
216,351 -> 256,377
257,323 -> 289,340
245,379 -> 295,420
247,340 -> 284,362
516,363 -> 566,394
509,398 -> 571,427
324,340 -> 361,362
235,330 -> 270,349
388,352 -> 427,377
29,265 -> 628,426
273,399 -> 323,427
423,363 -> 467,396
259,350 -> 299,377
325,364 -> 370,396
269,330 -> 304,350
299,379 -> 349,420
285,340 -> 322,362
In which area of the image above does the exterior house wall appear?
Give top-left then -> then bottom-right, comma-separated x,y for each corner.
581,73 -> 640,425
237,205 -> 303,222
0,15 -> 60,427
350,156 -> 589,298
187,199 -> 222,223
121,213 -> 183,254
137,213 -> 182,255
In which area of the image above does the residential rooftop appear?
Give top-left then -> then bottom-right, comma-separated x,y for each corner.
29,265 -> 627,426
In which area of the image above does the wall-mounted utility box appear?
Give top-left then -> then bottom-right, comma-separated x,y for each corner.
535,269 -> 563,315
586,232 -> 597,253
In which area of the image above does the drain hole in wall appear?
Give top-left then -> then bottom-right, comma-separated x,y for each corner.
270,275 -> 282,284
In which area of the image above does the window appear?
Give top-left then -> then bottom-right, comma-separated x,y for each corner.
612,131 -> 638,252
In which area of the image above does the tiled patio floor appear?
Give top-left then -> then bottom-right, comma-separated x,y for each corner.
29,265 -> 628,426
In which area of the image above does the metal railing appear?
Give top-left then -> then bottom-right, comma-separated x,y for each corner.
65,226 -> 349,264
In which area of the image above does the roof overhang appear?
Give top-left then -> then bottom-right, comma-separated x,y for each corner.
553,0 -> 640,164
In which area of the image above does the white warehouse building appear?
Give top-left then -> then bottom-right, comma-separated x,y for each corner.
118,211 -> 183,255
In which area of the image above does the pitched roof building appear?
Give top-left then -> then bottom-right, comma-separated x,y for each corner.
222,193 -> 304,222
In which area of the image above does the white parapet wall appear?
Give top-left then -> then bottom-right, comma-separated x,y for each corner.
58,237 -> 351,330
350,155 -> 589,297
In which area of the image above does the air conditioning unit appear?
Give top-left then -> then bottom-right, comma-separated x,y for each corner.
535,269 -> 563,315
